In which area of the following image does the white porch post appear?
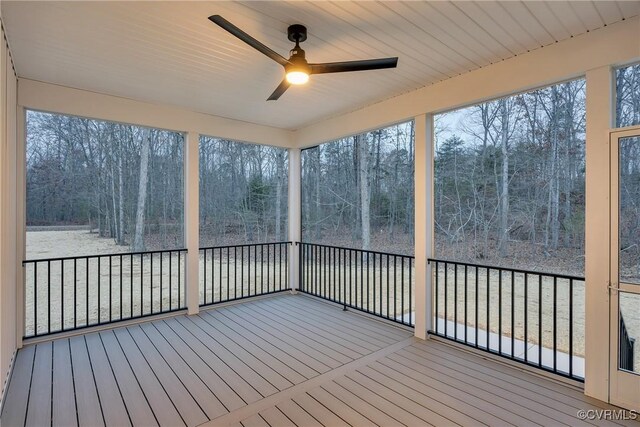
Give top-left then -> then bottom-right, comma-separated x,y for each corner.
185,131 -> 200,315
584,66 -> 612,401
288,148 -> 301,292
414,114 -> 434,339
15,106 -> 25,349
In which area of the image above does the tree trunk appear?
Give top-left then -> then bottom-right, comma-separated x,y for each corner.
118,136 -> 125,245
275,150 -> 283,241
358,134 -> 371,250
314,147 -> 322,240
133,129 -> 151,252
498,99 -> 510,257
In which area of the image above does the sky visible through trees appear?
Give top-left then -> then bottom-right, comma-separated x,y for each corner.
434,79 -> 587,276
301,121 -> 415,255
199,137 -> 288,247
26,111 -> 184,256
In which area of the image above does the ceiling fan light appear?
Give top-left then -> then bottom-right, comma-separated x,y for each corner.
286,70 -> 309,85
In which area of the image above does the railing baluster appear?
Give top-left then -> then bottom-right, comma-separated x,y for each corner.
464,265 -> 467,343
511,270 -> 515,359
405,258 -> 408,328
498,268 -> 502,355
150,254 -> 155,312
553,276 -> 557,372
454,264 -> 458,340
120,255 -> 123,320
393,256 -> 396,321
475,266 -> 478,348
569,278 -> 574,377
140,254 -> 144,316
233,247 -> 239,298
409,258 -> 412,326
159,253 -> 161,313
487,268 -> 490,350
434,261 -> 438,334
85,258 -> 89,327
74,259 -> 77,330
61,260 -> 64,331
444,263 -> 448,337
34,263 -> 38,336
97,258 -> 101,324
524,273 -> 528,362
538,275 -> 542,368
109,256 -> 113,322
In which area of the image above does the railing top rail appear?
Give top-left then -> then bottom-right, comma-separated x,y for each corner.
427,257 -> 584,281
23,248 -> 187,265
199,241 -> 292,250
297,241 -> 415,259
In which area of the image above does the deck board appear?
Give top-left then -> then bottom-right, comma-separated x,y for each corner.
98,331 -> 157,426
139,321 -> 240,415
52,339 -> 77,427
84,333 -> 131,427
275,399 -> 323,427
3,293 -> 636,427
69,335 -> 104,427
236,302 -> 360,362
292,393 -> 349,427
125,325 -> 209,427
25,341 -> 52,427
111,328 -> 186,427
202,308 -> 323,378
1,344 -> 35,427
228,304 -> 346,368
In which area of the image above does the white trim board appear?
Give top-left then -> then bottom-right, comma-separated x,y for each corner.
17,79 -> 294,148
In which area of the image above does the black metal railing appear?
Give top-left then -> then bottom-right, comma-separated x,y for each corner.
199,242 -> 291,306
428,258 -> 585,381
620,314 -> 636,372
298,242 -> 415,327
23,248 -> 187,338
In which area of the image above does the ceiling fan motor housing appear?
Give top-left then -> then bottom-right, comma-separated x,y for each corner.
287,24 -> 307,43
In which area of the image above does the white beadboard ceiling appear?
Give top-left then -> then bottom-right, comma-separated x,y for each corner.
2,1 -> 639,130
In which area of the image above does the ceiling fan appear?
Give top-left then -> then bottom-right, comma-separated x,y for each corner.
208,15 -> 399,101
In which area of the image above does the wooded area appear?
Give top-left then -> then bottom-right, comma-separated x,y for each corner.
616,64 -> 640,282
301,121 -> 415,255
26,111 -> 184,253
434,64 -> 640,276
617,62 -> 640,128
434,79 -> 587,275
199,137 -> 288,247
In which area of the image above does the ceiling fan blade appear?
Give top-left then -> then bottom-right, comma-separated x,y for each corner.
310,57 -> 398,75
209,15 -> 290,67
267,79 -> 291,101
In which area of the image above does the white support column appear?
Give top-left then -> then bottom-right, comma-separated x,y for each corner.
15,106 -> 25,348
184,131 -> 200,315
584,66 -> 613,401
414,114 -> 434,340
288,148 -> 301,292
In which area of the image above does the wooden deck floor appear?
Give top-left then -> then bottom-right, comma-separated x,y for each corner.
1,293 -> 637,427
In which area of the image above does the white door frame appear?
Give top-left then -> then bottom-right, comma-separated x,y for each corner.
609,125 -> 640,411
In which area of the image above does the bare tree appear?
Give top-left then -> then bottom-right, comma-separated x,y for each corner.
133,128 -> 151,251
358,133 -> 371,250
